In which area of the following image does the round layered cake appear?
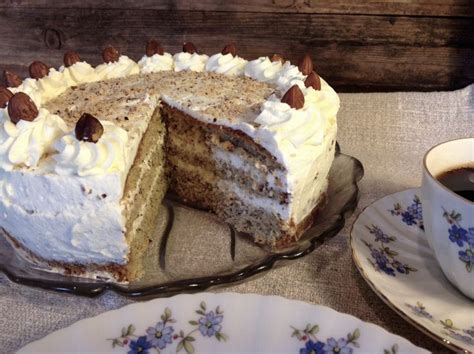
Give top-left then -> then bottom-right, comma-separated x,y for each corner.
0,41 -> 339,281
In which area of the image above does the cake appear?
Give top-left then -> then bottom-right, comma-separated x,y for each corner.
0,41 -> 339,282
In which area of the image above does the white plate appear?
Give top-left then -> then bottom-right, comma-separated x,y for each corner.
18,292 -> 426,353
351,188 -> 474,353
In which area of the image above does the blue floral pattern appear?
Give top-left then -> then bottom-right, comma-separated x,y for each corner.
390,195 -> 423,230
405,302 -> 474,346
300,339 -> 325,354
108,302 -> 227,353
443,208 -> 474,272
292,323 -> 360,354
389,193 -> 473,272
292,323 -> 400,354
198,311 -> 223,337
128,336 -> 153,354
363,225 -> 417,276
146,321 -> 174,349
405,302 -> 434,321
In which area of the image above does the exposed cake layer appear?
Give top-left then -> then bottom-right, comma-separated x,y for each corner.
121,107 -> 167,281
162,103 -> 334,243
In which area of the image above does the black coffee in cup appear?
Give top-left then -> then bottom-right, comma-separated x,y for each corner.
437,167 -> 474,202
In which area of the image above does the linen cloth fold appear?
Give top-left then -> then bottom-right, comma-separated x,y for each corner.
1,84 -> 472,353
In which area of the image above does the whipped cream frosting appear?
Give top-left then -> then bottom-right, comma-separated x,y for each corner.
0,167 -> 128,265
95,55 -> 140,80
274,61 -> 305,92
37,68 -> 71,102
138,53 -> 174,73
0,108 -> 67,171
10,78 -> 43,106
54,121 -> 129,176
173,52 -> 209,72
205,53 -> 247,76
254,93 -> 326,150
244,57 -> 283,83
59,61 -> 99,85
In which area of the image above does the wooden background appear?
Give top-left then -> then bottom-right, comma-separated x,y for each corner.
0,0 -> 473,91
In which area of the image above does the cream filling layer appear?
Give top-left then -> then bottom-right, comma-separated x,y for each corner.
211,147 -> 287,192
162,91 -> 338,196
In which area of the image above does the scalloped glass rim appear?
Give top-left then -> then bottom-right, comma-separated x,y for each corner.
0,144 -> 364,299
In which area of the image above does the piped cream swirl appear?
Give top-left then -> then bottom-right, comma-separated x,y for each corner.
254,94 -> 326,151
95,56 -> 140,80
10,78 -> 43,106
173,52 -> 209,72
234,76 -> 339,168
244,57 -> 283,83
274,61 -> 305,92
37,68 -> 71,102
138,53 -> 174,73
59,61 -> 99,85
0,108 -> 68,171
205,53 -> 247,76
53,121 -> 129,176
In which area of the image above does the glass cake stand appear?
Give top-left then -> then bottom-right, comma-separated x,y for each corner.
0,144 -> 363,299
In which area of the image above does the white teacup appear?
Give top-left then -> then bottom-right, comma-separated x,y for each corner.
421,137 -> 474,299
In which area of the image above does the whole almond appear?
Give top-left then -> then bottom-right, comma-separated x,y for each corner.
103,45 -> 120,63
182,42 -> 197,54
8,92 -> 39,124
0,86 -> 13,108
64,50 -> 80,67
4,70 -> 22,88
281,85 -> 305,109
29,61 -> 49,79
221,44 -> 237,56
298,53 -> 313,75
75,113 -> 104,143
305,71 -> 321,90
270,54 -> 284,63
146,39 -> 164,57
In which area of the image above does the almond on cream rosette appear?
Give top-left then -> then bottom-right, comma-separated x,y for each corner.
173,42 -> 209,72
59,51 -> 99,85
3,70 -> 22,88
95,45 -> 140,80
205,44 -> 247,76
138,39 -> 174,73
0,92 -> 67,170
54,113 -> 129,177
30,61 -> 72,102
7,68 -> 44,106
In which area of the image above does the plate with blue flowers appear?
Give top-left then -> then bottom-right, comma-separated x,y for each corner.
351,188 -> 474,353
17,292 -> 426,354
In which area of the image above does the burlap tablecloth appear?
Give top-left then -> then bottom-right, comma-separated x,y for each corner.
1,85 -> 473,353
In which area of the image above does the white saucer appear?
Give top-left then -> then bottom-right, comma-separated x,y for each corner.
18,292 -> 426,353
351,188 -> 474,353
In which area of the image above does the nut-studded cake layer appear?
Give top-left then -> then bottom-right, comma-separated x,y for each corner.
162,103 -> 306,245
45,71 -> 274,130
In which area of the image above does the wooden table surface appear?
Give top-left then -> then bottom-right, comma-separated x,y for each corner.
0,0 -> 473,92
